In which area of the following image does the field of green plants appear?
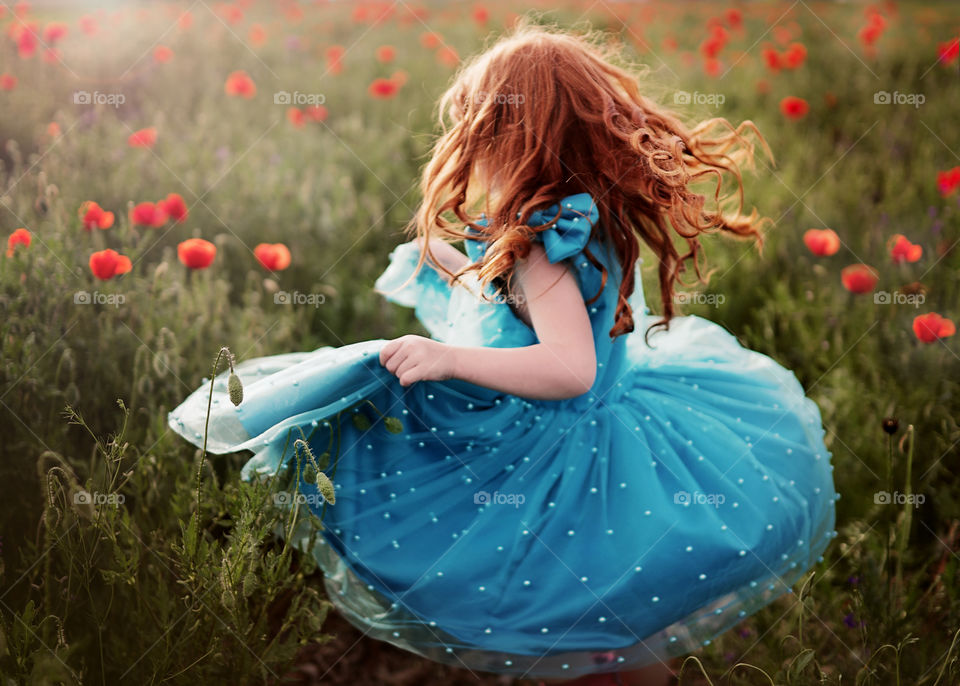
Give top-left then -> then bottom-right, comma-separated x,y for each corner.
1,0 -> 959,684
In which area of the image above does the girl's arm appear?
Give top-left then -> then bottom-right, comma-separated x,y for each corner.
411,236 -> 470,284
379,243 -> 597,400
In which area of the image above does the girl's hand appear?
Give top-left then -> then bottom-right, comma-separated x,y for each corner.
379,335 -> 457,387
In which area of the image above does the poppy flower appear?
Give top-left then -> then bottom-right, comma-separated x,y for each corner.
390,69 -> 408,87
158,193 -> 188,223
375,45 -> 395,63
368,77 -> 398,99
218,5 -> 243,25
178,11 -> 193,31
937,166 -> 960,197
254,242 -> 291,271
703,58 -> 722,77
938,38 -> 959,64
803,228 -> 840,256
16,23 -> 38,58
304,104 -> 328,122
888,234 -> 922,263
79,15 -> 97,35
89,249 -> 132,280
325,45 -> 344,74
42,22 -> 68,43
248,24 -> 267,46
0,73 -> 16,91
287,107 -> 305,127
130,201 -> 168,228
128,127 -> 157,148
762,47 -> 781,71
419,31 -> 442,49
437,46 -> 459,67
47,121 -> 60,138
6,227 -> 30,257
725,8 -> 742,30
913,313 -> 955,343
780,96 -> 809,120
153,45 -> 173,63
841,264 -> 879,293
782,43 -> 807,69
79,200 -> 115,230
177,238 -> 216,269
225,70 -> 256,98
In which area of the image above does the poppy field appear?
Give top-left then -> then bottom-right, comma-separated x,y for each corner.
1,0 -> 960,684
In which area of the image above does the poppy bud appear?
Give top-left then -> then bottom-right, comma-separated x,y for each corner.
881,417 -> 898,435
384,416 -> 404,434
228,372 -> 243,406
352,412 -> 372,431
316,471 -> 336,505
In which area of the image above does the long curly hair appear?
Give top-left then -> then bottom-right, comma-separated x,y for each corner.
405,18 -> 774,343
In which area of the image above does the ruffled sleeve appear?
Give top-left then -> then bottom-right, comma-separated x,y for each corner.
373,240 -> 453,341
526,192 -> 598,263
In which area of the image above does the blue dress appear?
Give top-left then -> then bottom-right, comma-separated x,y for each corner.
168,192 -> 838,679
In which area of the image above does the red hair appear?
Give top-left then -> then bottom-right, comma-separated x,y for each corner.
407,19 -> 774,343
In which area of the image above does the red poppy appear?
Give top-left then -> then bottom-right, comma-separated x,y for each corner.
326,45 -> 344,74
368,77 -> 398,99
888,234 -> 922,263
375,45 -> 395,63
254,242 -> 291,271
304,104 -> 328,122
841,264 -> 879,293
158,193 -> 188,223
287,107 -> 305,127
178,11 -> 193,31
913,313 -> 955,343
153,45 -> 173,63
128,127 -> 157,148
773,25 -> 792,46
762,47 -> 781,71
937,166 -> 960,197
225,70 -> 256,98
437,46 -> 459,67
47,121 -> 60,138
16,22 -> 38,58
472,5 -> 489,25
391,69 -> 408,87
79,201 -> 115,230
780,96 -> 809,120
803,229 -> 840,256
6,227 -> 30,257
938,38 -> 959,64
42,22 -> 68,43
725,8 -> 742,30
79,15 -> 97,35
130,201 -> 168,228
177,238 -> 216,269
218,4 -> 243,25
0,73 -> 16,90
420,31 -> 442,49
248,24 -> 266,46
89,249 -> 132,280
782,43 -> 807,69
859,12 -> 885,48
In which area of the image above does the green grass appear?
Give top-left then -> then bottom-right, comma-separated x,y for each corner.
1,1 -> 959,683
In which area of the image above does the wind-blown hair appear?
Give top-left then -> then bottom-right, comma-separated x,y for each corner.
405,18 -> 774,343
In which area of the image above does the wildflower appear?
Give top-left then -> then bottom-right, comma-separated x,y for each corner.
128,127 -> 157,148
254,243 -> 291,271
89,249 -> 132,280
177,238 -> 216,269
158,193 -> 188,223
912,313 -> 955,343
780,96 -> 809,120
130,201 -> 168,228
79,201 -> 115,230
224,70 -> 256,98
368,77 -> 398,99
888,234 -> 922,263
840,264 -> 879,293
6,228 -> 30,257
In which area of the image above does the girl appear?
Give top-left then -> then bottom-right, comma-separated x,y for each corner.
169,20 -> 838,686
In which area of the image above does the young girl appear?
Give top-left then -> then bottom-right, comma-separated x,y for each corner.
169,21 -> 838,686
